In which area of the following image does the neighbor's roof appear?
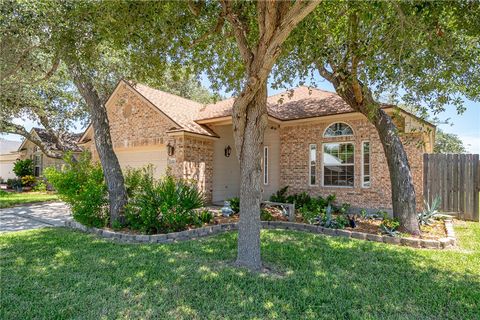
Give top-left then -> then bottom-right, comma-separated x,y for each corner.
127,82 -> 218,137
197,86 -> 385,121
19,128 -> 83,152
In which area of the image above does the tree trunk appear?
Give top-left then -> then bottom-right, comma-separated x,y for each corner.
371,108 -> 420,235
69,66 -> 127,225
233,81 -> 268,271
318,66 -> 420,235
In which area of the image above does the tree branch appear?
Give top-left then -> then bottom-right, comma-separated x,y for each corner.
189,13 -> 225,48
0,120 -> 63,159
220,0 -> 253,67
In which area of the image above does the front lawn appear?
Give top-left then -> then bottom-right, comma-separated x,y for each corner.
1,222 -> 479,319
0,191 -> 59,208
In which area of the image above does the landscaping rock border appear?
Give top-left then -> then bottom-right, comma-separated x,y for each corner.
64,219 -> 457,249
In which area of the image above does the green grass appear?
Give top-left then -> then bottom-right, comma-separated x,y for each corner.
0,191 -> 58,208
1,223 -> 479,319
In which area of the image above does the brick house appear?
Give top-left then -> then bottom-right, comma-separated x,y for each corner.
79,80 -> 435,211
17,128 -> 83,177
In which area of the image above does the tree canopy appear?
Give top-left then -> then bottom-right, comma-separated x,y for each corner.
434,130 -> 467,154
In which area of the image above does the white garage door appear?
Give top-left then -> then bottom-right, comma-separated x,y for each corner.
115,147 -> 168,179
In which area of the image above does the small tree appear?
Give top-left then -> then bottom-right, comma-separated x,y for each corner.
13,159 -> 34,178
434,130 -> 466,154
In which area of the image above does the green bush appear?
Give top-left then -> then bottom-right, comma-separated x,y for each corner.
13,159 -> 34,177
270,186 -> 289,203
380,218 -> 401,237
33,180 -> 47,192
21,175 -> 36,187
260,209 -> 274,221
228,197 -> 240,214
124,168 -> 205,234
44,152 -> 108,227
198,209 -> 213,224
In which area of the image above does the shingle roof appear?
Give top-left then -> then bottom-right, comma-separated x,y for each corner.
26,128 -> 83,152
196,86 -> 362,121
129,82 -> 218,137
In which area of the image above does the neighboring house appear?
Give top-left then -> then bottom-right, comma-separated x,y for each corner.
0,138 -> 22,180
79,80 -> 435,211
17,128 -> 83,177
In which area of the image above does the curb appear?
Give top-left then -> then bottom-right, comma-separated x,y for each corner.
64,219 -> 457,249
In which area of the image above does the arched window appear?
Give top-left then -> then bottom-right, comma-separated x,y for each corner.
324,122 -> 354,137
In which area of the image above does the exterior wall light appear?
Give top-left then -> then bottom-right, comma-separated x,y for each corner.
224,145 -> 232,158
167,143 -> 175,156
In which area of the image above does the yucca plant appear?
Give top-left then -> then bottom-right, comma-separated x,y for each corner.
418,195 -> 450,226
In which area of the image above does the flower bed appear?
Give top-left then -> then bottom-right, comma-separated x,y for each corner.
65,210 -> 456,249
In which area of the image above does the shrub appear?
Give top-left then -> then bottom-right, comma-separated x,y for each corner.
418,195 -> 450,225
124,168 -> 205,234
33,180 -> 47,192
228,197 -> 240,214
13,159 -> 34,177
21,175 -> 36,187
7,178 -> 22,190
44,152 -> 108,227
0,190 -> 8,196
198,209 -> 213,224
270,186 -> 289,203
260,209 -> 274,221
380,218 -> 400,237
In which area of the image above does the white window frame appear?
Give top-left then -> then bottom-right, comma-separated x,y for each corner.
263,146 -> 269,185
361,141 -> 371,188
323,122 -> 355,138
309,144 -> 317,186
321,142 -> 355,188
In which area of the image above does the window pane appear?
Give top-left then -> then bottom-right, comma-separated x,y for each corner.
362,142 -> 370,187
309,144 -> 317,185
324,123 -> 354,137
264,147 -> 268,184
323,165 -> 354,187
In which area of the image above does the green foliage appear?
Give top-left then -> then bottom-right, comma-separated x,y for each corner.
228,197 -> 240,214
418,196 -> 450,226
111,220 -> 124,231
269,186 -> 289,203
287,192 -> 312,208
317,204 -> 348,229
20,175 -> 36,187
434,130 -> 466,154
6,178 -> 21,189
198,210 -> 213,224
260,209 -> 274,222
0,190 -> 8,196
124,167 -> 205,234
380,218 -> 401,237
33,180 -> 47,192
44,152 -> 108,227
13,159 -> 34,177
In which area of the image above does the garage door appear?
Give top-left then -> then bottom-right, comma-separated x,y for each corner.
115,147 -> 168,179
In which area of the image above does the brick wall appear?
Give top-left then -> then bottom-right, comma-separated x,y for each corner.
167,135 -> 214,202
107,83 -> 177,149
279,118 -> 425,212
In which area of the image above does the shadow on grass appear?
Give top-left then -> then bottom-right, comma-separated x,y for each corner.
1,227 -> 479,319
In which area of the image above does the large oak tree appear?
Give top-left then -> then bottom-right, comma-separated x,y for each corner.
275,0 -> 480,234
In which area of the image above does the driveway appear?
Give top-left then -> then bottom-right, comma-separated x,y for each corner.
0,202 -> 71,233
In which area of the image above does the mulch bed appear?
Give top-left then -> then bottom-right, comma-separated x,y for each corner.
207,206 -> 447,240
102,206 -> 447,240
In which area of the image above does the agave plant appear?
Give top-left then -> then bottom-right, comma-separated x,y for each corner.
418,196 -> 450,226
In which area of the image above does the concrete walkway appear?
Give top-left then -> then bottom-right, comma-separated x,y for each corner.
0,202 -> 71,233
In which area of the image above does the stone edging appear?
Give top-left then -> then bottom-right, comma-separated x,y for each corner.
64,219 -> 457,249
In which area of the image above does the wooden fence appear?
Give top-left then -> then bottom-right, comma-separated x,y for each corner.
423,154 -> 480,221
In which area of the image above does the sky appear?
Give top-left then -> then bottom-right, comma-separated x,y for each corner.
2,73 -> 479,154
